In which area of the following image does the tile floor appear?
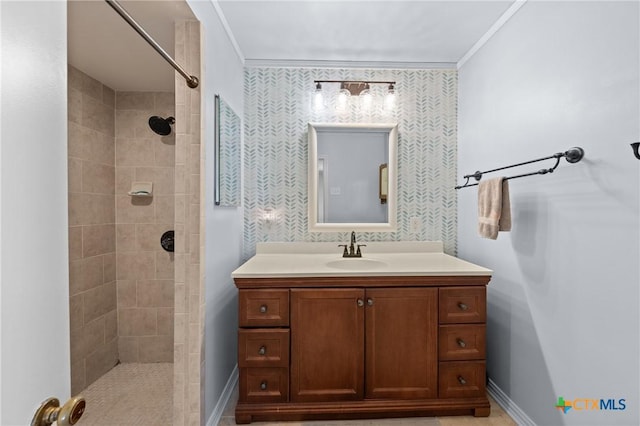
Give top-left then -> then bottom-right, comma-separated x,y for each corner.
218,385 -> 517,426
77,363 -> 172,426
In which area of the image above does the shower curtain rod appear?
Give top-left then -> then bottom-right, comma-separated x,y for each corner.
104,0 -> 199,89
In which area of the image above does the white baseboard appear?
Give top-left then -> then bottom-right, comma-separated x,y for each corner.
206,364 -> 239,426
487,378 -> 536,426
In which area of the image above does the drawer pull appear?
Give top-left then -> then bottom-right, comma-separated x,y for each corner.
367,298 -> 374,306
260,381 -> 267,390
458,302 -> 469,311
456,339 -> 466,348
258,346 -> 266,356
259,305 -> 268,313
457,376 -> 467,385
357,299 -> 364,307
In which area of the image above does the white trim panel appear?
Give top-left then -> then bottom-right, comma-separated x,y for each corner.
245,59 -> 457,70
487,378 -> 536,426
210,0 -> 245,64
206,364 -> 239,426
308,122 -> 398,233
457,0 -> 528,69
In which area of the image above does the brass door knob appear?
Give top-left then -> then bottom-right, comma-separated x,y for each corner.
31,396 -> 86,426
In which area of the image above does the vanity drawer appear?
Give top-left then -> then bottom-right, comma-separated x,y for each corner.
239,329 -> 290,368
438,361 -> 486,399
438,324 -> 486,361
239,289 -> 289,327
439,287 -> 486,324
239,367 -> 289,403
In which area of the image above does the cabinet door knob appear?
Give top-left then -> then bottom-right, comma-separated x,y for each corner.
457,376 -> 467,385
456,339 -> 466,348
258,346 -> 266,356
367,298 -> 374,306
259,305 -> 268,313
260,381 -> 267,390
357,299 -> 364,307
458,302 -> 468,311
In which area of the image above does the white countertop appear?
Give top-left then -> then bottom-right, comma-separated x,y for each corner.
232,242 -> 492,278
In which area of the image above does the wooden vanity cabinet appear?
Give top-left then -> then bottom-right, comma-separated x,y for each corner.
235,276 -> 490,424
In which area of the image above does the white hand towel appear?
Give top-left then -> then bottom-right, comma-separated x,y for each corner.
478,177 -> 511,239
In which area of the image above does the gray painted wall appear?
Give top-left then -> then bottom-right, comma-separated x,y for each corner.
458,2 -> 639,425
186,1 -> 244,422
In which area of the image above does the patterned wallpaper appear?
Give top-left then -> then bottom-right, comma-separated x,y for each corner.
243,67 -> 458,259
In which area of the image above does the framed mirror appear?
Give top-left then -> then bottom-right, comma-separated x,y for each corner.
214,94 -> 241,206
308,122 -> 398,232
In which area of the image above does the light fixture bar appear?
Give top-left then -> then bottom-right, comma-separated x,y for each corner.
313,80 -> 396,85
313,80 -> 396,97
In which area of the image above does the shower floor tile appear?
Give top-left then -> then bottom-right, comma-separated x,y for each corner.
78,363 -> 172,426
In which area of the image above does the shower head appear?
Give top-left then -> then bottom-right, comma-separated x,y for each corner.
148,116 -> 175,136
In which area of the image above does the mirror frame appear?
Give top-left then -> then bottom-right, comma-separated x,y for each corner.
308,122 -> 398,232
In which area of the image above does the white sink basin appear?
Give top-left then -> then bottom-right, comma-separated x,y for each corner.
325,258 -> 387,270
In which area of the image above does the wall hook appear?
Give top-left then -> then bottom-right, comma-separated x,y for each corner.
631,142 -> 640,160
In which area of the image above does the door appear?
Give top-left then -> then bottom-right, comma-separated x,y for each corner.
290,288 -> 365,402
1,2 -> 71,424
365,288 -> 438,399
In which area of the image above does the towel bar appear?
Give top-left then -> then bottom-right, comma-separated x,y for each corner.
455,147 -> 584,190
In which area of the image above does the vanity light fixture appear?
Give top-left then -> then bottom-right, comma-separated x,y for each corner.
313,80 -> 397,112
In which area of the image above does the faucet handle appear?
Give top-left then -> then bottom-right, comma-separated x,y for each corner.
338,244 -> 348,257
356,244 -> 366,257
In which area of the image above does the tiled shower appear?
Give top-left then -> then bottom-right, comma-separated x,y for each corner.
67,65 -> 175,394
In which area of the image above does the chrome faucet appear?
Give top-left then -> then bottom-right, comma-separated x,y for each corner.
339,231 -> 366,258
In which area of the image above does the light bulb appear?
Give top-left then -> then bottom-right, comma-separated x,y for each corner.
336,88 -> 350,112
360,89 -> 373,110
384,84 -> 396,111
313,83 -> 324,112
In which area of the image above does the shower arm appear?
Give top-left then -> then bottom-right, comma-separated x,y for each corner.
104,0 -> 199,89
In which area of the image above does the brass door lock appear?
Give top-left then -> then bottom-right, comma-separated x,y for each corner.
31,396 -> 85,426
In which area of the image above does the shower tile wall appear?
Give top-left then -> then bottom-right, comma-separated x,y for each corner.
115,91 -> 175,364
68,67 -> 177,393
68,65 -> 118,395
173,20 -> 204,426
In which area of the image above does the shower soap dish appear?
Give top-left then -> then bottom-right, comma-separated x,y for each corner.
128,182 -> 153,197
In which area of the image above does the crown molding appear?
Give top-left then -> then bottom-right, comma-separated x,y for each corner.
457,0 -> 528,69
209,0 -> 245,64
244,59 -> 457,70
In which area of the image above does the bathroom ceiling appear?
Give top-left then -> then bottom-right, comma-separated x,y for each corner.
67,1 -> 196,92
217,0 -> 515,66
68,0 -> 515,92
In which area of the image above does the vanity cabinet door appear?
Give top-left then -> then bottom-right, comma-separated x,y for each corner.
365,288 -> 438,399
290,288 -> 365,402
